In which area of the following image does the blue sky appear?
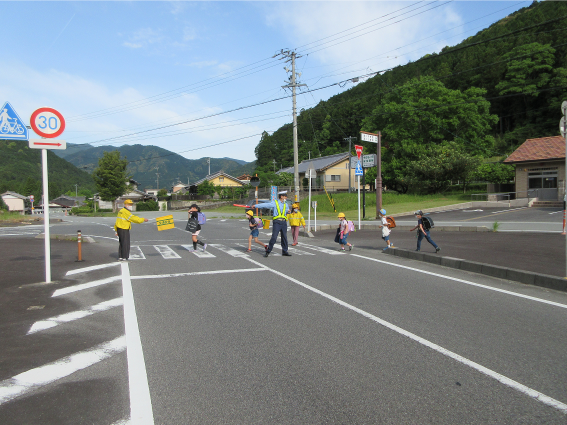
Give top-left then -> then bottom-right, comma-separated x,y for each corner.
1,1 -> 532,163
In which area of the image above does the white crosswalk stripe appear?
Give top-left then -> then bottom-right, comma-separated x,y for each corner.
154,245 -> 181,259
181,245 -> 216,258
298,243 -> 344,255
129,246 -> 146,260
269,244 -> 315,255
208,244 -> 246,257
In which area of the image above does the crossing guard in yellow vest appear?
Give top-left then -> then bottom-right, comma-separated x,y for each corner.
114,199 -> 148,261
253,191 -> 291,258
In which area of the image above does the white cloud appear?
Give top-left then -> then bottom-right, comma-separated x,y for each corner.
189,60 -> 218,68
0,61 -> 265,162
123,42 -> 143,49
183,26 -> 197,41
264,2 -> 464,84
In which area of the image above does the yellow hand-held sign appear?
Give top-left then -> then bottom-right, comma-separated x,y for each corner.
156,215 -> 175,231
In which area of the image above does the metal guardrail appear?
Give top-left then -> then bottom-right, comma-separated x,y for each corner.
471,189 -> 539,203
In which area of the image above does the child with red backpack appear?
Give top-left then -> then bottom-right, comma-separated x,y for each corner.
246,210 -> 268,252
378,208 -> 395,250
336,212 -> 354,252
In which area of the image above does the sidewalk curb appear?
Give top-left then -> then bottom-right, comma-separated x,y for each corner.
382,248 -> 567,292
304,224 -> 490,232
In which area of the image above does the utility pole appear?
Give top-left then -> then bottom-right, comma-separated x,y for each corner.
277,49 -> 306,202
74,184 -> 78,198
344,136 -> 357,193
273,159 -> 277,173
156,173 -> 160,190
207,158 -> 211,176
308,151 -> 311,160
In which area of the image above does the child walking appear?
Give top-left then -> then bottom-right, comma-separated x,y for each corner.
287,202 -> 306,246
337,212 -> 353,252
188,204 -> 207,251
246,210 -> 268,252
378,208 -> 394,250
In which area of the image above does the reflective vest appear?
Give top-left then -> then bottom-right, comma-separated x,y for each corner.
273,200 -> 287,220
114,208 -> 145,230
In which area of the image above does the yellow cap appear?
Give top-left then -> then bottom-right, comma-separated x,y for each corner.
292,202 -> 300,209
246,210 -> 254,216
124,199 -> 133,205
337,212 -> 345,218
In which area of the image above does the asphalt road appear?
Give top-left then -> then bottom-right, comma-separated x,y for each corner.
1,213 -> 566,424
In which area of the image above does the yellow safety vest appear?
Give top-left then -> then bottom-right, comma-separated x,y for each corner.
114,208 -> 145,231
273,201 -> 287,220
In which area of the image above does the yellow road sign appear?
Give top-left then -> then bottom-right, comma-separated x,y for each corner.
156,215 -> 174,231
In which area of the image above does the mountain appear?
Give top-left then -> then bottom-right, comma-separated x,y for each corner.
254,1 -> 567,172
56,144 -> 254,190
0,139 -> 96,199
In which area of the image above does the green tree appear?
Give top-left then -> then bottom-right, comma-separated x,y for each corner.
496,43 -> 555,98
157,189 -> 168,197
276,172 -> 294,187
474,163 -> 515,183
93,151 -> 129,211
406,142 -> 482,193
197,180 -> 216,197
362,77 -> 497,193
0,196 -> 7,211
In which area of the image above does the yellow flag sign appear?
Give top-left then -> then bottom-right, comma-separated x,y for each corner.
156,215 -> 175,231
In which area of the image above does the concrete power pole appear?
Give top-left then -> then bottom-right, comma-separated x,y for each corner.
277,49 -> 306,202
74,184 -> 78,198
207,158 -> 211,176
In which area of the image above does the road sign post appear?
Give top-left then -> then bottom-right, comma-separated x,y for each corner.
0,102 -> 29,140
312,201 -> 317,232
561,100 -> 567,277
360,131 -> 381,218
29,107 -> 66,283
307,166 -> 315,232
355,159 -> 363,229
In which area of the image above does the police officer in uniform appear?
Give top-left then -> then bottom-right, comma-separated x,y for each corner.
253,191 -> 291,258
114,199 -> 148,261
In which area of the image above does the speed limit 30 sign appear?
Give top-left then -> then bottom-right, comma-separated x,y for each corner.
30,107 -> 65,138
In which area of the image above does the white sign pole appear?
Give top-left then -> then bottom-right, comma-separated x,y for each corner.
357,175 -> 361,230
41,149 -> 51,283
308,170 -> 312,231
314,202 -> 317,232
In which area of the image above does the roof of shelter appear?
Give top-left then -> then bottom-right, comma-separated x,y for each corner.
193,171 -> 243,186
504,136 -> 565,163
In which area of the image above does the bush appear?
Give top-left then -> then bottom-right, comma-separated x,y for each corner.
136,200 -> 159,211
70,206 -> 93,215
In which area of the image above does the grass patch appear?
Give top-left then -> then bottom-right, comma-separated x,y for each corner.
73,212 -> 118,217
0,211 -> 41,224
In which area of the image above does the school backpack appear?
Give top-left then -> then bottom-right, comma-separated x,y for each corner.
422,216 -> 434,230
185,218 -> 199,233
197,212 -> 206,225
386,216 -> 396,229
347,220 -> 355,232
255,217 -> 264,228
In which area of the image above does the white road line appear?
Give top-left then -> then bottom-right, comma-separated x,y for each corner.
0,336 -> 126,406
131,268 -> 265,280
0,233 -> 40,237
66,262 -> 121,276
240,256 -> 567,414
27,298 -> 124,334
52,276 -> 121,297
350,254 -> 567,310
220,219 -> 227,222
181,245 -> 216,258
154,245 -> 181,259
121,262 -> 155,424
299,243 -> 344,255
549,211 -> 563,215
491,207 -> 527,214
86,235 -> 119,241
209,243 -> 247,257
129,246 -> 146,260
269,244 -> 315,255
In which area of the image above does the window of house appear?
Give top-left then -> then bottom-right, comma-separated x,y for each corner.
325,175 -> 341,182
219,177 -> 224,182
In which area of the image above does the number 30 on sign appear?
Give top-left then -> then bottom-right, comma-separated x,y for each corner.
30,107 -> 66,138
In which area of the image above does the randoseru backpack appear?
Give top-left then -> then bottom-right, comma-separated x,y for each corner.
347,220 -> 355,232
386,216 -> 396,229
255,217 -> 264,228
422,216 -> 434,230
197,212 -> 206,225
186,218 -> 199,233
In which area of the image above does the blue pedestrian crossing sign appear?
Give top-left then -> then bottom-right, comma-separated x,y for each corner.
355,161 -> 363,176
0,102 -> 28,141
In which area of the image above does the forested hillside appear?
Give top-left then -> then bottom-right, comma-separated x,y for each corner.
58,144 -> 254,190
255,1 -> 567,192
0,139 -> 96,200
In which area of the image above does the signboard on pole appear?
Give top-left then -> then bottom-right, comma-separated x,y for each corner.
354,145 -> 363,159
30,107 -> 66,138
355,161 -> 364,176
360,131 -> 379,143
0,102 -> 28,140
29,139 -> 67,150
560,117 -> 566,139
362,154 -> 377,168
270,186 -> 278,201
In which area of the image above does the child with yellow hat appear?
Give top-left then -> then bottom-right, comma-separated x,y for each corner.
287,202 -> 306,246
246,210 -> 268,252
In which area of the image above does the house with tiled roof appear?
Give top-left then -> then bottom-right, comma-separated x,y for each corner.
1,191 -> 28,214
277,152 -> 352,191
504,135 -> 565,201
